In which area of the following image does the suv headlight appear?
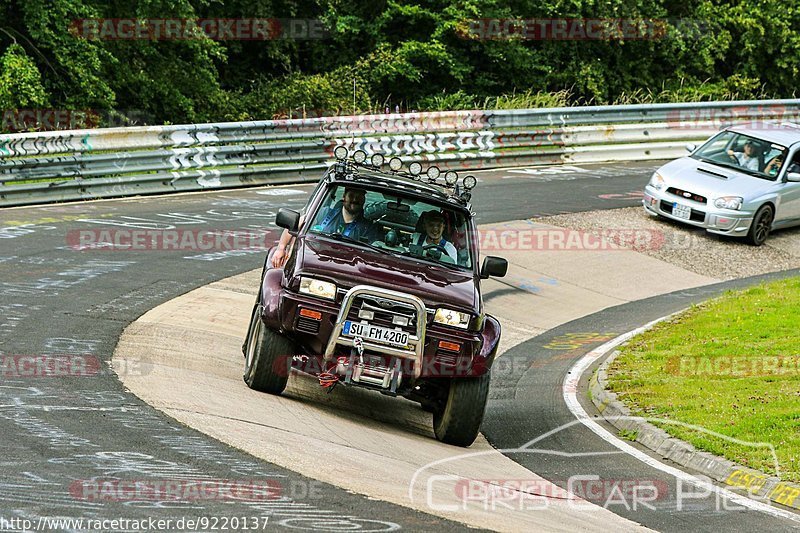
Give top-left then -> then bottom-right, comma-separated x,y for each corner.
299,277 -> 337,300
434,308 -> 470,329
713,196 -> 743,210
648,172 -> 665,190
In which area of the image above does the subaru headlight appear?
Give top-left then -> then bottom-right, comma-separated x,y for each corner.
713,196 -> 743,210
299,277 -> 337,300
434,308 -> 470,329
648,172 -> 665,190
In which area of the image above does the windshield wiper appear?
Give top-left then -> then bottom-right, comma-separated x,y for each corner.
695,156 -> 766,178
314,231 -> 390,255
394,250 -> 464,270
697,158 -> 740,172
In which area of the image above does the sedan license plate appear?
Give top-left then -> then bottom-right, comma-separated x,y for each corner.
673,202 -> 692,220
343,321 -> 409,347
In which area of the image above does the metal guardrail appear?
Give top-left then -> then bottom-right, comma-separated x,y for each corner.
1,99 -> 799,207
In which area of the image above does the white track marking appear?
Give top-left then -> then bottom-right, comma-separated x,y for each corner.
563,316 -> 800,523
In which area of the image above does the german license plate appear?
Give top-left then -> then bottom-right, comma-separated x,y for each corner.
673,202 -> 692,220
343,321 -> 409,347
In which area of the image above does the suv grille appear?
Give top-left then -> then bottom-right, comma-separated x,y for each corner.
346,295 -> 417,334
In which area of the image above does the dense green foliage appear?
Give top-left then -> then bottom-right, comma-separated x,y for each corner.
0,0 -> 797,128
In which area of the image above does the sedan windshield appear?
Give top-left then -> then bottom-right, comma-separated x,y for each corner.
691,131 -> 788,180
307,184 -> 474,269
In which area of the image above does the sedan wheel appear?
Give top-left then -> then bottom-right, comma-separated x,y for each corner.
746,205 -> 774,246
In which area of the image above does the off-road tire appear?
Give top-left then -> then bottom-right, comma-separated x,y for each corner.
746,204 -> 774,246
243,305 -> 293,394
420,401 -> 436,413
433,373 -> 490,447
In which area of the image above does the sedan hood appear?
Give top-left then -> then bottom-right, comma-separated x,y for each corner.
296,236 -> 478,311
658,157 -> 775,199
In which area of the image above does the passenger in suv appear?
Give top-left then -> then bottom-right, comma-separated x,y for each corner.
411,210 -> 458,263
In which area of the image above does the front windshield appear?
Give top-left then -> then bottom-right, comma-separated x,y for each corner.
692,130 -> 788,179
306,184 -> 474,269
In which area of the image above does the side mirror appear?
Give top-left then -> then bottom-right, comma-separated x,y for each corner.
276,208 -> 300,232
685,143 -> 696,153
787,172 -> 800,183
480,256 -> 508,279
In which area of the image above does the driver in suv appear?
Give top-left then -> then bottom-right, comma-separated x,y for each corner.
271,187 -> 379,268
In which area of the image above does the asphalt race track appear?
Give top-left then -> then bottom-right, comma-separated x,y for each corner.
482,271 -> 800,532
1,160 -> 798,531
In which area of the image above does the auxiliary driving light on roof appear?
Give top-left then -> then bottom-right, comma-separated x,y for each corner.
389,157 -> 403,171
334,146 -> 348,160
408,162 -> 422,177
353,150 -> 367,164
426,166 -> 441,182
463,175 -> 477,190
444,170 -> 458,186
371,153 -> 385,167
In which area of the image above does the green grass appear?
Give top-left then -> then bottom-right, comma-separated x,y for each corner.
607,277 -> 800,482
618,429 -> 639,442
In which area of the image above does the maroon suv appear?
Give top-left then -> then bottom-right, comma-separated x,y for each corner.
242,150 -> 507,446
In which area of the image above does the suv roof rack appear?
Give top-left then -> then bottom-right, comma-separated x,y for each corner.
330,147 -> 477,206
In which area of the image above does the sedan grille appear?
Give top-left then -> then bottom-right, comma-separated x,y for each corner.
667,187 -> 707,204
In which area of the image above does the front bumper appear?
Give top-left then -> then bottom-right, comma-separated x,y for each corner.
274,285 -> 485,384
642,185 -> 754,236
324,285 -> 427,378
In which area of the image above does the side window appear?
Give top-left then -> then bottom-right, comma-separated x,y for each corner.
789,153 -> 800,174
